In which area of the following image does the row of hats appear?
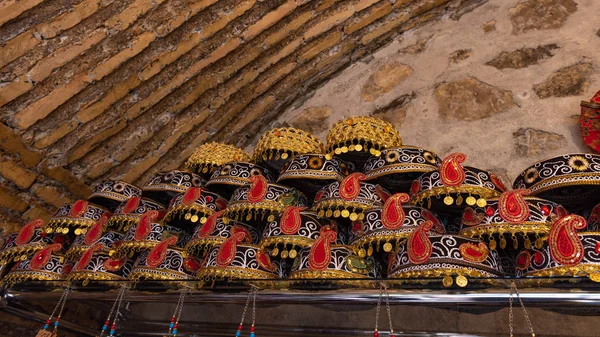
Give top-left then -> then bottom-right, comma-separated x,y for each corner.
2,90 -> 600,288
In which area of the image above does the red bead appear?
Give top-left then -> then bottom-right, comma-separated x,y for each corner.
374,332 -> 379,337
485,207 -> 494,217
171,317 -> 176,322
112,323 -> 116,328
105,320 -> 110,325
238,325 -> 243,330
46,320 -> 51,324
55,317 -> 60,322
250,326 -> 255,332
174,323 -> 178,328
541,205 -> 550,216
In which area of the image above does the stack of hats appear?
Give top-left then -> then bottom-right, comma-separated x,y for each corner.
5,110 -> 600,291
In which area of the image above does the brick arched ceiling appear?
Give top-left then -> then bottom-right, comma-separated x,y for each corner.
0,0 -> 482,228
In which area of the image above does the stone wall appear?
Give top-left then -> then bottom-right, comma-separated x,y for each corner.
270,0 -> 600,187
0,0 -> 484,241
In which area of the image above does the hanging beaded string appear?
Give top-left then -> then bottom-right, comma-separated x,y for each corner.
250,286 -> 257,337
38,287 -> 69,336
168,289 -> 189,336
109,285 -> 128,337
235,286 -> 259,337
373,282 -> 395,337
99,286 -> 126,337
508,282 -> 535,337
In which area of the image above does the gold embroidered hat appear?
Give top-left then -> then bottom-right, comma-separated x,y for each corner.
278,154 -> 349,199
363,146 -> 441,194
143,170 -> 206,205
116,215 -> 191,258
253,127 -> 324,172
410,153 -> 505,217
459,190 -> 568,251
44,200 -> 112,236
312,172 -> 391,223
185,210 -> 260,258
223,175 -> 309,228
163,187 -> 228,232
206,161 -> 276,200
515,214 -> 600,284
198,226 -> 286,284
185,142 -> 251,179
0,219 -> 54,266
388,221 -> 503,287
289,226 -> 381,287
106,197 -> 166,233
513,153 -> 600,211
349,193 -> 445,257
260,207 -> 345,259
88,180 -> 142,212
2,234 -> 71,289
129,241 -> 202,289
64,214 -> 120,261
67,242 -> 134,288
326,116 -> 402,166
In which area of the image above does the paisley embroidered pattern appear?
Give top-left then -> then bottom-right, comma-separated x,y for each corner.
216,227 -> 249,267
247,175 -> 268,203
198,210 -> 225,238
308,227 -> 338,270
146,236 -> 178,268
183,257 -> 203,273
16,219 -> 44,246
516,250 -> 531,271
69,200 -> 89,218
339,173 -> 366,200
459,242 -> 489,263
439,153 -> 466,187
84,215 -> 109,245
462,207 -> 484,227
256,249 -> 277,272
122,197 -> 142,214
381,193 -> 410,229
407,221 -> 433,265
279,206 -> 306,235
498,189 -> 531,224
182,187 -> 202,206
30,244 -> 62,270
134,210 -> 161,241
549,214 -> 587,266
104,256 -> 127,271
75,243 -> 103,271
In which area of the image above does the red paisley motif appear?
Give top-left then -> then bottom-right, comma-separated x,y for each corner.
182,187 -> 202,206
387,253 -> 397,274
381,193 -> 410,230
421,209 -> 444,233
256,249 -> 277,272
134,210 -> 161,241
439,153 -> 466,187
549,214 -> 587,266
308,227 -> 337,270
462,207 -> 483,227
280,206 -> 306,235
490,174 -> 507,192
498,189 -> 531,224
198,210 -> 225,238
375,185 -> 390,202
216,227 -> 249,267
247,175 -> 268,203
410,180 -> 421,195
75,243 -> 103,271
30,244 -> 62,270
459,242 -> 489,263
84,214 -> 109,245
122,197 -> 141,214
516,251 -> 531,271
69,200 -> 89,218
146,236 -> 178,268
407,221 -> 433,265
16,219 -> 44,246
104,256 -> 127,271
183,257 -> 203,273
339,173 -> 366,200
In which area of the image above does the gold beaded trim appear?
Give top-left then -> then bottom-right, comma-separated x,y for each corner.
389,267 -> 502,287
198,266 -> 278,280
164,204 -> 215,225
521,264 -> 600,285
185,142 -> 251,175
253,128 -> 324,162
1,270 -> 63,288
0,243 -> 46,265
288,270 -> 376,288
185,237 -> 227,256
326,116 -> 402,157
411,186 -> 501,208
66,271 -> 125,287
44,218 -> 96,235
